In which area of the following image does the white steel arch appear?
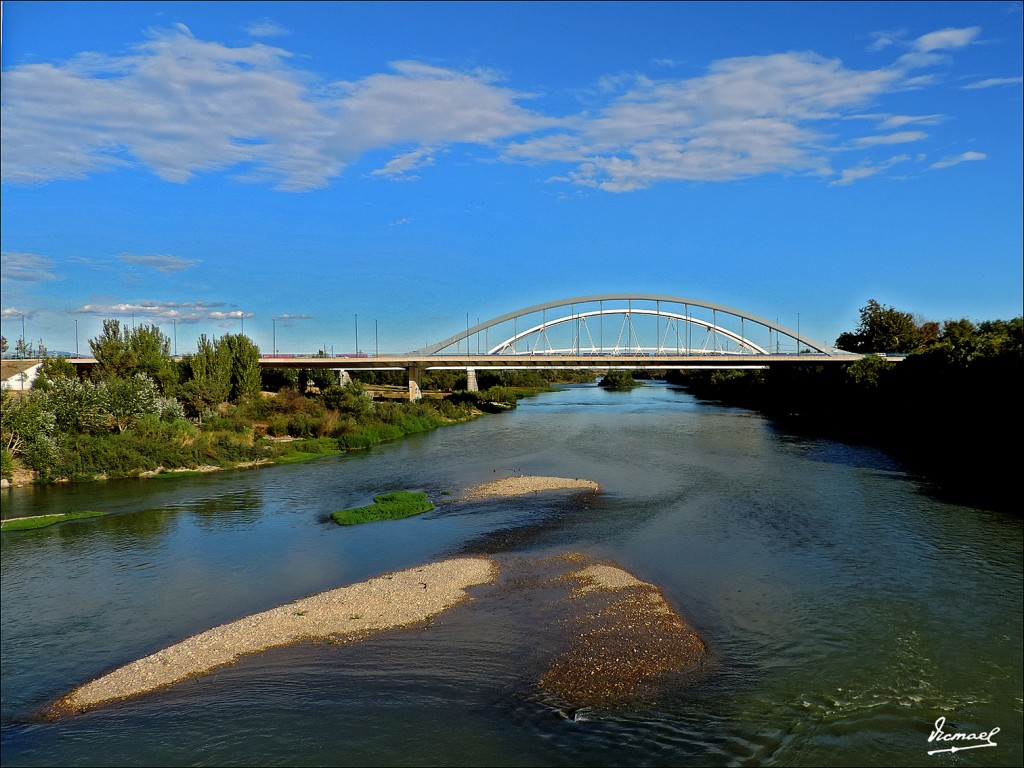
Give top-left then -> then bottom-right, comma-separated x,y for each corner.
413,294 -> 838,356
488,308 -> 768,355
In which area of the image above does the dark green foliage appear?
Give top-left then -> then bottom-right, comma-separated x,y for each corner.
331,491 -> 434,525
598,370 -> 642,389
321,381 -> 373,416
835,299 -> 924,353
350,370 -> 407,387
261,367 -> 298,392
422,370 -> 467,391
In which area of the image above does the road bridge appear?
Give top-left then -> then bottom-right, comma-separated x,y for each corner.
69,294 -> 877,400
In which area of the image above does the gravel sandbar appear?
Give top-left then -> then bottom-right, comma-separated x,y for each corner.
55,557 -> 496,715
541,554 -> 706,706
461,475 -> 600,501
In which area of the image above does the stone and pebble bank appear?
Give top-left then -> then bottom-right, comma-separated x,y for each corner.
54,476 -> 705,716
56,557 -> 497,715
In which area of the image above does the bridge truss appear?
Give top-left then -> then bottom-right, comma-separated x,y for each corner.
414,295 -> 838,358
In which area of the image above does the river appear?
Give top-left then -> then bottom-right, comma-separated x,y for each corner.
1,383 -> 1021,766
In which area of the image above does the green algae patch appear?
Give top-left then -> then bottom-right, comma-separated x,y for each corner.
331,491 -> 434,526
1,511 -> 109,532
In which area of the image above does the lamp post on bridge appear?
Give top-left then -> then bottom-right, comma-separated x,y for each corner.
272,318 -> 277,356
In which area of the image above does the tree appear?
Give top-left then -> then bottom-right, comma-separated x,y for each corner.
103,374 -> 160,433
220,333 -> 262,402
130,324 -> 177,393
1,336 -> 7,355
37,376 -> 109,434
90,319 -> 137,378
835,300 -> 923,353
31,357 -> 78,391
0,389 -> 60,475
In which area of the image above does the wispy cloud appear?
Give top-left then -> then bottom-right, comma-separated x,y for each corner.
0,25 -> 992,193
275,313 -> 314,320
246,18 -> 290,38
372,148 -> 437,180
119,253 -> 199,274
1,307 -> 30,319
1,252 -> 56,282
830,155 -> 910,186
963,76 -> 1024,89
929,150 -> 987,170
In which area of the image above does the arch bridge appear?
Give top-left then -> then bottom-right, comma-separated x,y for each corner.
70,294 -> 866,400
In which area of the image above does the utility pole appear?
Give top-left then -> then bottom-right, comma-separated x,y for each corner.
272,318 -> 277,355
75,319 -> 79,357
355,314 -> 359,354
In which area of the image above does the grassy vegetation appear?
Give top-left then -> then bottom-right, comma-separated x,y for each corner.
1,511 -> 108,531
330,491 -> 435,526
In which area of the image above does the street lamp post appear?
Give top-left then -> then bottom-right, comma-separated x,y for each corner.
355,314 -> 359,355
272,318 -> 277,355
75,319 -> 79,357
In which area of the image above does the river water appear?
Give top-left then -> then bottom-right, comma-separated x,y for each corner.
1,383 -> 1021,766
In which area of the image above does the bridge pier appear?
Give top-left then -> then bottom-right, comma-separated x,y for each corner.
465,368 -> 478,392
336,369 -> 352,385
407,366 -> 423,401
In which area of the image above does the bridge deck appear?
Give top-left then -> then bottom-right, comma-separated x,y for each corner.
69,353 -> 868,372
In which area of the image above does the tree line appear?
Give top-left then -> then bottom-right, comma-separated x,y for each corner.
668,300 -> 1022,512
1,321 -> 536,484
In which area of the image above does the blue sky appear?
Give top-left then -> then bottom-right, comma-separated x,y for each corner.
2,1 -> 1021,355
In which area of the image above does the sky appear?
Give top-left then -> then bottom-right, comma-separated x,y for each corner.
1,1 -> 1021,356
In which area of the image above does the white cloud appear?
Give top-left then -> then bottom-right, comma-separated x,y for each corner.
853,130 -> 929,147
929,151 -> 987,170
275,313 -> 314,320
0,25 -> 992,193
1,252 -> 56,282
1,307 -> 29,319
913,27 -> 982,52
119,253 -> 199,274
964,76 -> 1024,89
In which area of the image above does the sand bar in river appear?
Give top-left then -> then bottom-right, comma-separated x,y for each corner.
55,557 -> 497,715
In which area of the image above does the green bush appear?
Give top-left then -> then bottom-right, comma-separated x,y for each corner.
331,491 -> 434,525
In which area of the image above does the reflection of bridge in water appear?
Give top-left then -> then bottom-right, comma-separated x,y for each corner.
74,294 -> 874,400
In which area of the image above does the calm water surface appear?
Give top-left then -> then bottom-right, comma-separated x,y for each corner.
2,384 -> 1021,766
